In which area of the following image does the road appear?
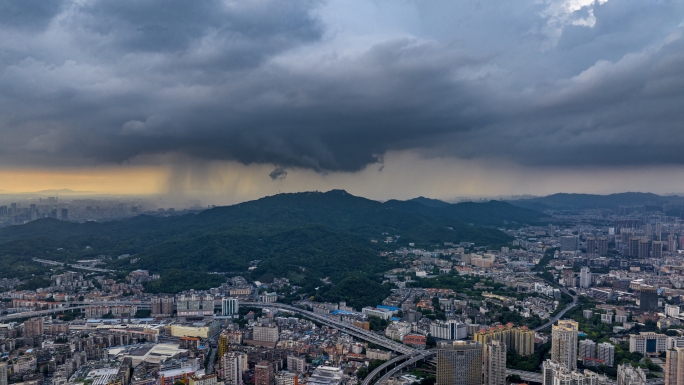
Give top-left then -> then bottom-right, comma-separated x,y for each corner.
534,288 -> 578,332
245,302 -> 415,354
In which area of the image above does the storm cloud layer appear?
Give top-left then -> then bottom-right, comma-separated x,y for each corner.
1,0 -> 684,175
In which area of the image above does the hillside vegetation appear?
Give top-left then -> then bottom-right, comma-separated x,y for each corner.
0,190 -> 523,292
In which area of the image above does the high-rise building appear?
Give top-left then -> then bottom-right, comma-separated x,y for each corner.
638,238 -> 650,259
652,241 -> 664,259
580,267 -> 592,288
551,320 -> 578,370
151,296 -> 174,317
629,237 -> 640,257
617,363 -> 647,385
0,362 -> 7,385
60,208 -> 68,220
579,339 -> 596,361
221,352 -> 244,385
24,318 -> 44,337
431,320 -> 467,340
666,347 -> 684,385
222,297 -> 239,316
542,360 -> 562,385
253,325 -> 279,343
597,342 -> 615,367
473,325 -> 534,356
436,341 -> 483,385
483,340 -> 506,385
255,361 -> 274,385
669,235 -> 677,252
630,332 -> 668,354
640,285 -> 658,311
586,237 -> 597,255
560,236 -> 579,252
598,237 -> 608,256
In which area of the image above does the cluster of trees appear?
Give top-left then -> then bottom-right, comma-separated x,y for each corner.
356,359 -> 386,379
506,342 -> 551,372
368,316 -> 391,331
144,270 -> 226,294
315,275 -> 393,310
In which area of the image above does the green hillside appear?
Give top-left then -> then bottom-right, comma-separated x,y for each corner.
383,199 -> 548,227
509,192 -> 684,210
0,190 -> 514,290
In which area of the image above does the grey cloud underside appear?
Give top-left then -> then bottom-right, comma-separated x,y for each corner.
1,0 -> 684,173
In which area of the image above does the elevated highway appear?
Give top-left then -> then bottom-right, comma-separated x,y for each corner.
0,301 -> 150,322
244,302 -> 416,354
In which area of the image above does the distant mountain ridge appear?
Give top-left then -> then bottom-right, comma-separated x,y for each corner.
384,198 -> 548,227
408,196 -> 450,208
508,192 -> 684,210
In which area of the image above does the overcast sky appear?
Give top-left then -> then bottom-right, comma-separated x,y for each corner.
1,0 -> 683,202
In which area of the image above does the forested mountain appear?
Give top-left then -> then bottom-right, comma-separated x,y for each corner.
0,190 -> 517,291
383,198 -> 548,227
508,192 -> 684,210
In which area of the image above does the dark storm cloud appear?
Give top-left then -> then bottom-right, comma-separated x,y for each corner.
1,0 -> 684,174
0,0 -> 65,30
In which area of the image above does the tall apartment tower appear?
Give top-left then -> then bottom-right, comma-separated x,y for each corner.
0,362 -> 7,385
597,342 -> 615,367
629,237 -> 640,257
24,318 -> 44,337
598,237 -> 608,256
656,223 -> 663,239
652,241 -> 664,259
638,238 -> 650,259
551,320 -> 578,370
483,340 -> 506,385
542,360 -> 562,385
151,296 -> 174,317
580,267 -> 592,288
666,347 -> 684,385
254,361 -> 274,385
669,235 -> 677,252
586,237 -> 597,255
579,339 -> 596,361
222,297 -> 239,316
560,236 -> 579,252
436,341 -> 483,385
221,352 -> 244,385
640,286 -> 659,311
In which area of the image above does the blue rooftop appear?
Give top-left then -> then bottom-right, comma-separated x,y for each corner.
377,305 -> 400,311
331,310 -> 354,315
